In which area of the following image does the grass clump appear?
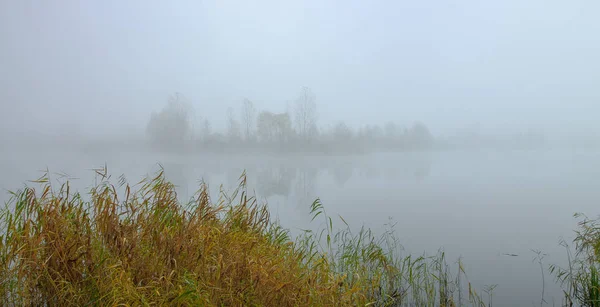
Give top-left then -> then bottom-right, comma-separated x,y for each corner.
551,213 -> 600,307
0,166 -> 488,306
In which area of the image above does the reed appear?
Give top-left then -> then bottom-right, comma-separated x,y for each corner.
551,213 -> 600,307
0,166 -> 488,306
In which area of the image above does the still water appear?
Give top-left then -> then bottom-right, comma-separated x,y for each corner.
1,147 -> 599,306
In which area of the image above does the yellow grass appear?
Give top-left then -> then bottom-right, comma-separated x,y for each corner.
0,166 -> 488,306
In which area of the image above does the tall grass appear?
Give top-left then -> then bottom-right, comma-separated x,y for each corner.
551,213 -> 600,307
0,166 -> 489,306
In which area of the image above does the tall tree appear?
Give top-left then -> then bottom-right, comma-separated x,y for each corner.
257,111 -> 292,145
384,121 -> 399,139
407,121 -> 433,148
241,98 -> 256,141
146,92 -> 192,148
202,119 -> 212,141
294,87 -> 318,141
226,107 -> 241,141
333,121 -> 353,142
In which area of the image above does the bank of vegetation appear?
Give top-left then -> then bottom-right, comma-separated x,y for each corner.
0,167 -> 597,306
550,213 -> 600,307
144,89 -> 549,156
146,89 -> 436,155
1,167 -> 490,306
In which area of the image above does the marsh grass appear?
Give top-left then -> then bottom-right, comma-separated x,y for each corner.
0,166 -> 489,306
551,213 -> 600,307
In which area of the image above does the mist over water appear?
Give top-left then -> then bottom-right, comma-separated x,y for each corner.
2,1 -> 600,305
2,145 -> 599,306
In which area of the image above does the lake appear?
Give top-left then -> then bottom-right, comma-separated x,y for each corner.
1,146 -> 599,306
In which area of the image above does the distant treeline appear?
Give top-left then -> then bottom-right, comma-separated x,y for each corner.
146,88 -> 435,154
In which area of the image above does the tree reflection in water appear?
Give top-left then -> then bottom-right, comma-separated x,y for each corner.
160,161 -> 190,200
293,166 -> 318,210
330,162 -> 354,187
255,164 -> 296,199
156,154 -> 431,209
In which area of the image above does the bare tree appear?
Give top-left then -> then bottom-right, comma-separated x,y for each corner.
202,119 -> 212,141
294,87 -> 318,141
226,107 -> 241,141
407,121 -> 433,148
333,121 -> 353,141
146,92 -> 192,148
384,121 -> 399,139
240,98 -> 256,141
256,111 -> 292,145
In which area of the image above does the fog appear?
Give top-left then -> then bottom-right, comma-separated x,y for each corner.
2,0 -> 600,140
1,1 -> 600,306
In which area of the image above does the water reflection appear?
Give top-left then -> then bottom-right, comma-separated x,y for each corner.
160,161 -> 191,200
213,156 -> 434,204
413,164 -> 430,181
103,154 -> 432,206
330,162 -> 354,187
255,165 -> 297,198
226,166 -> 248,189
292,166 -> 319,209
362,165 -> 380,180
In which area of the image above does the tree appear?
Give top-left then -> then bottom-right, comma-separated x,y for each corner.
202,119 -> 212,141
294,87 -> 318,141
359,124 -> 383,140
384,121 -> 399,139
407,121 -> 434,148
333,121 -> 353,142
241,98 -> 256,141
256,111 -> 292,145
226,107 -> 241,141
146,92 -> 192,148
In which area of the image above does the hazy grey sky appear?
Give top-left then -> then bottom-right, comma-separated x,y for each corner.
1,0 -> 599,138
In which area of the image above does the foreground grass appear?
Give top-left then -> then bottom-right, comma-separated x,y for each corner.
551,213 -> 600,307
0,167 -> 490,306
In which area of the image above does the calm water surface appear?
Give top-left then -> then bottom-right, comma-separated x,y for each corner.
2,147 -> 599,306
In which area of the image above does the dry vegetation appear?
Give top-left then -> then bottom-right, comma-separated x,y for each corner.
0,166 -> 493,306
551,213 -> 600,307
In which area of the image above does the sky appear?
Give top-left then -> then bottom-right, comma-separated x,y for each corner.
1,0 -> 599,139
